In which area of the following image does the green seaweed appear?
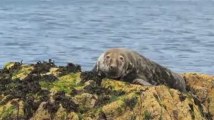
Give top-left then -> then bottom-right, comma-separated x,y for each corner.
50,73 -> 81,93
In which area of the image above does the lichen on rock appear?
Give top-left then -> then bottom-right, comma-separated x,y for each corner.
0,61 -> 213,120
184,73 -> 214,119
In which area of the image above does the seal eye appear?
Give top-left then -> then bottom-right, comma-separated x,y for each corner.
105,55 -> 110,59
119,56 -> 124,62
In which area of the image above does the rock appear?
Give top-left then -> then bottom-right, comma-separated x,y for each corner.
184,73 -> 214,119
3,62 -> 21,70
0,99 -> 25,119
0,61 -> 213,120
30,102 -> 52,120
47,67 -> 61,77
12,65 -> 34,80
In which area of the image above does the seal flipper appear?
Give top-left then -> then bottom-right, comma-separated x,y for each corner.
132,79 -> 152,86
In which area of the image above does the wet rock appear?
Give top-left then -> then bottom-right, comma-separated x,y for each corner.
31,59 -> 56,74
0,99 -> 25,120
58,63 -> 81,76
73,93 -> 97,111
80,71 -> 103,85
47,67 -> 61,76
0,61 -> 82,119
30,102 -> 52,120
12,65 -> 34,80
54,104 -> 70,120
0,61 -> 213,120
66,112 -> 79,120
53,91 -> 79,112
3,62 -> 22,73
184,73 -> 214,119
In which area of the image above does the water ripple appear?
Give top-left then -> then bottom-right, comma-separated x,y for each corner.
0,0 -> 214,74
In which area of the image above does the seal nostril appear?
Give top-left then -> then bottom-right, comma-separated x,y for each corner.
110,65 -> 116,70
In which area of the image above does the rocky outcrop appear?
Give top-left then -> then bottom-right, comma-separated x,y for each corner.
0,61 -> 213,120
184,73 -> 214,119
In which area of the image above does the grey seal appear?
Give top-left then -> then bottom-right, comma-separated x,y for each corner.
92,48 -> 186,92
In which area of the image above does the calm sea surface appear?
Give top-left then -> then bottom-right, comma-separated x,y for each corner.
0,0 -> 214,74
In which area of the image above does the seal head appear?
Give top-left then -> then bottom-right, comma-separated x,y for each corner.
95,49 -> 129,79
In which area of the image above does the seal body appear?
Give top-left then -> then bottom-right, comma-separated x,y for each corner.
93,48 -> 186,92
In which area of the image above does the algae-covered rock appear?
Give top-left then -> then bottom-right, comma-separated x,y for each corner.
184,73 -> 214,119
0,61 -> 213,120
4,62 -> 20,70
0,98 -> 25,119
30,102 -> 52,120
12,65 -> 34,80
